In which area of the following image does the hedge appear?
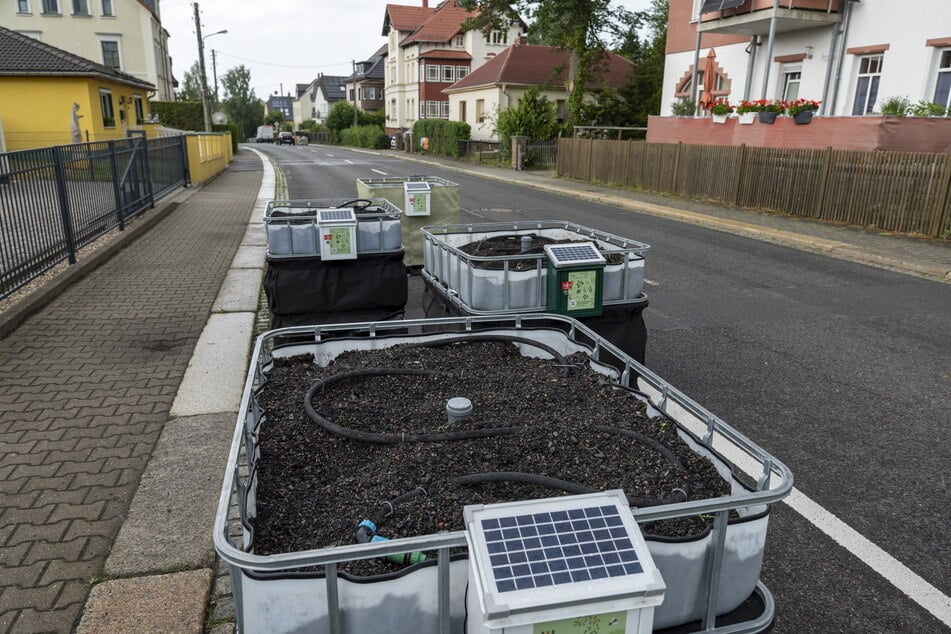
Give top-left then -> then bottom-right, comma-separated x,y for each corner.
149,101 -> 203,131
339,125 -> 390,149
411,119 -> 471,157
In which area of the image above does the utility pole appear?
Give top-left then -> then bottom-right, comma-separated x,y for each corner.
352,59 -> 358,128
194,2 -> 211,132
211,49 -> 218,105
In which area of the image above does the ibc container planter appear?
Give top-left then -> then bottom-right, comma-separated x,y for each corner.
215,316 -> 792,634
421,221 -> 649,313
264,199 -> 402,258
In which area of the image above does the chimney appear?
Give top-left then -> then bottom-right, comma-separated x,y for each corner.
423,0 -> 428,6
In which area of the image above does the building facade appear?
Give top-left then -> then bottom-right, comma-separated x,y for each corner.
4,0 -> 174,100
345,45 -> 387,116
663,0 -> 951,117
382,0 -> 524,134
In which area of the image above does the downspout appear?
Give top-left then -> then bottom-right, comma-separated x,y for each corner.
828,0 -> 855,115
759,0 -> 781,99
819,14 -> 842,114
691,30 -> 702,114
743,36 -> 759,101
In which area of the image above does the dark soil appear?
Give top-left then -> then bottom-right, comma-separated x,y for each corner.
253,339 -> 730,576
459,234 -> 624,271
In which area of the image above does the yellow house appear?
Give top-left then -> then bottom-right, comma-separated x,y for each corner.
0,25 -> 154,151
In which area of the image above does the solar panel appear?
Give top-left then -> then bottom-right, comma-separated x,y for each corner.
404,181 -> 431,193
317,208 -> 357,223
700,0 -> 745,13
544,242 -> 606,267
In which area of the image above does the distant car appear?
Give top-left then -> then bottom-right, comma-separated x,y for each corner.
277,131 -> 295,145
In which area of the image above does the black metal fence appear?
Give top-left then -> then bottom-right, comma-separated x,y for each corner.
0,134 -> 187,299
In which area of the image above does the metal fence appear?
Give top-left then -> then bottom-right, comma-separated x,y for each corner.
524,139 -> 558,169
557,138 -> 951,238
457,139 -> 503,164
0,134 -> 187,298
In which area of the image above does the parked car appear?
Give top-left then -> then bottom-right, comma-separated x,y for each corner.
277,131 -> 295,145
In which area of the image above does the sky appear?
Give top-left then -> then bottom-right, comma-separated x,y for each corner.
161,0 -> 654,102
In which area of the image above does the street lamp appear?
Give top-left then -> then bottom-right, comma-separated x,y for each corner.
194,4 -> 227,132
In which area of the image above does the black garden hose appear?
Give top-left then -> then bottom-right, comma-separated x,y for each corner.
594,425 -> 686,473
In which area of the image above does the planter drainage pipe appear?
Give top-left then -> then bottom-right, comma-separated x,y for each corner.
305,369 -> 519,444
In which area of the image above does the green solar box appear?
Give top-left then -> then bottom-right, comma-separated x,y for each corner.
545,243 -> 606,317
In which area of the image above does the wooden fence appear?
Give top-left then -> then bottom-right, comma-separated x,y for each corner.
557,138 -> 951,238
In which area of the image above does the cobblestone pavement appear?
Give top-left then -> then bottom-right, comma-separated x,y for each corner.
0,154 -> 262,633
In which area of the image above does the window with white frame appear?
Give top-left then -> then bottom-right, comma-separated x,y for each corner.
476,98 -> 485,122
100,0 -> 113,15
426,64 -> 440,82
41,0 -> 59,14
459,100 -> 467,122
852,54 -> 883,115
72,0 -> 89,15
454,34 -> 464,47
100,39 -> 120,70
426,101 -> 441,118
17,0 -> 31,14
933,49 -> 951,112
691,0 -> 702,21
441,101 -> 449,118
457,66 -> 468,80
133,94 -> 144,123
782,67 -> 801,101
100,89 -> 115,127
490,30 -> 508,45
442,65 -> 455,82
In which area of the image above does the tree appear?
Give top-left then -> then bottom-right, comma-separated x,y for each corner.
325,101 -> 357,135
220,65 -> 264,141
495,87 -> 560,144
177,61 -> 203,101
264,111 -> 285,127
461,0 -> 625,127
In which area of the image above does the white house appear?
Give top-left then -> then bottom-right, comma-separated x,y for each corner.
444,41 -> 635,141
662,0 -> 951,116
295,74 -> 347,126
382,0 -> 524,134
3,0 -> 174,100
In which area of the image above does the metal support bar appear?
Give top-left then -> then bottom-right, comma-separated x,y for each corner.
51,146 -> 77,264
108,141 -> 125,230
326,562 -> 341,633
760,0 -> 781,99
438,547 -> 451,633
702,509 -> 730,630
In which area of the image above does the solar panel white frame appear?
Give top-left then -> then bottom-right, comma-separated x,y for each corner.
544,242 -> 606,267
465,490 -> 663,621
316,208 -> 357,224
403,181 -> 431,193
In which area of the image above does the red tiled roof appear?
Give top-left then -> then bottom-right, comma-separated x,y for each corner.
401,1 -> 477,47
445,44 -> 634,92
419,49 -> 472,60
383,5 -> 434,36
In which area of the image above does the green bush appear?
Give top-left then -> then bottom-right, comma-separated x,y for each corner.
339,125 -> 390,149
149,101 -> 203,131
670,98 -> 696,117
879,96 -> 911,117
411,119 -> 471,157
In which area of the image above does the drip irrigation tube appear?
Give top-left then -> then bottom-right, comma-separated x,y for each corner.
304,368 -> 520,444
403,335 -> 569,367
594,425 -> 686,473
453,472 -> 687,507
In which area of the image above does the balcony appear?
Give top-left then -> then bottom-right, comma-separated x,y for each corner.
698,0 -> 841,36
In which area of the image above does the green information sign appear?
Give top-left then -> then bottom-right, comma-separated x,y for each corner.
533,611 -> 627,634
327,227 -> 353,255
566,270 -> 597,312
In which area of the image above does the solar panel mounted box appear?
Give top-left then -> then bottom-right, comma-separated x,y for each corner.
544,242 -> 606,318
464,490 -> 665,634
404,181 -> 432,216
316,208 -> 358,261
264,199 -> 402,258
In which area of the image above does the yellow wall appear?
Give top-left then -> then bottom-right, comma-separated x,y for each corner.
185,132 -> 233,184
0,76 -> 151,150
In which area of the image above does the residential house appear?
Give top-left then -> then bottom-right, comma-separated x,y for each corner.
382,0 -> 525,135
0,25 -> 154,150
266,92 -> 294,124
663,0 -> 951,117
345,45 -> 387,116
3,0 -> 174,100
444,41 -> 635,141
294,74 -> 348,127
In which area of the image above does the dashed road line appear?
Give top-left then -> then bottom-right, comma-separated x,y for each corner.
371,169 -> 388,175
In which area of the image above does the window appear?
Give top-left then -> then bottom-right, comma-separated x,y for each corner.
490,30 -> 508,45
457,66 -> 468,80
17,0 -> 31,14
426,101 -> 440,118
72,0 -> 88,14
442,65 -> 455,82
441,101 -> 449,118
556,99 -> 567,122
41,0 -> 59,14
782,67 -> 801,101
852,54 -> 883,115
454,34 -> 464,47
934,49 -> 951,111
100,89 -> 115,127
133,95 -> 144,123
459,101 -> 467,122
100,0 -> 113,15
101,39 -> 120,70
426,64 -> 440,82
476,99 -> 485,122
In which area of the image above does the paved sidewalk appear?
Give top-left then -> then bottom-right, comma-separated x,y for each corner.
0,152 -> 262,633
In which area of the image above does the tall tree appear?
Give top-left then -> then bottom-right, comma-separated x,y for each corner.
177,61 -> 203,101
220,65 -> 264,140
461,0 -> 624,126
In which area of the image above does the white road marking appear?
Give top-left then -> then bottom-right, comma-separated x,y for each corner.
326,153 -> 334,157
371,169 -> 388,175
644,278 -> 659,287
344,159 -> 354,164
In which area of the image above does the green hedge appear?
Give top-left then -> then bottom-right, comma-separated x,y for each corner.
411,119 -> 470,157
339,125 -> 390,149
149,101 -> 203,131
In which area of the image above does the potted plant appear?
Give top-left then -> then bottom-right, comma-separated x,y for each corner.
757,100 -> 785,124
735,100 -> 759,125
671,98 -> 697,117
879,96 -> 911,118
788,99 -> 821,124
710,100 -> 733,124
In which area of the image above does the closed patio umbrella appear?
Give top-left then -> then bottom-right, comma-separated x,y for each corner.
699,49 -> 717,112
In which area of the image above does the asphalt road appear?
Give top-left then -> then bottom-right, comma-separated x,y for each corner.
259,143 -> 950,633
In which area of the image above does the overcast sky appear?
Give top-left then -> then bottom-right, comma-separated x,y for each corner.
162,0 -> 654,101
